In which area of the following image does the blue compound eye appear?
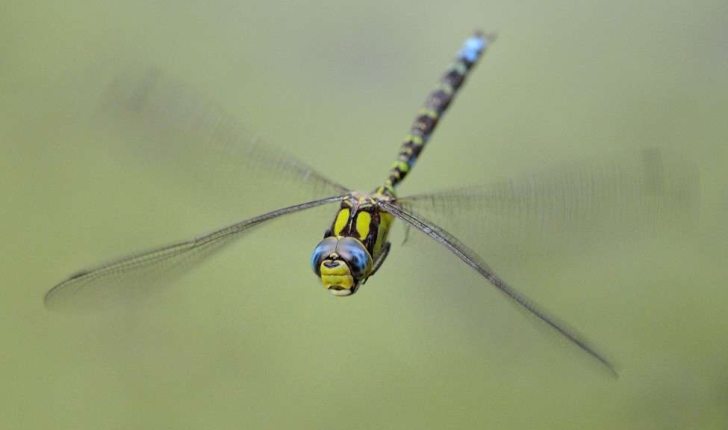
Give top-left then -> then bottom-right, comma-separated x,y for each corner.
311,237 -> 338,276
336,237 -> 373,279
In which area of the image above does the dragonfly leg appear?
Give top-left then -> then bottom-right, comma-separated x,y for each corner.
401,225 -> 411,246
368,242 -> 391,280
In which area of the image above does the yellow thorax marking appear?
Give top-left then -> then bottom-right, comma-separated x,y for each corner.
355,212 -> 372,239
334,208 -> 350,236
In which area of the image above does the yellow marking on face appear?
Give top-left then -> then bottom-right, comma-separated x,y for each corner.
321,261 -> 350,276
355,212 -> 372,239
334,208 -> 350,236
320,261 -> 354,291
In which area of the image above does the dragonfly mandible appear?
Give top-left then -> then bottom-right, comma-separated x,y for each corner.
46,31 -> 649,376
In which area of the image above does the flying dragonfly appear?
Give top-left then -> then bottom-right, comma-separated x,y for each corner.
45,32 -> 696,376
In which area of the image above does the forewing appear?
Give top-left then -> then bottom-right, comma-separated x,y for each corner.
45,196 -> 343,312
380,200 -> 617,376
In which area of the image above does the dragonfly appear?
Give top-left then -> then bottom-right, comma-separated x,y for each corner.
47,31 -> 692,377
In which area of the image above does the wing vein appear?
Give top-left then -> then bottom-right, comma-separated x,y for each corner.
380,200 -> 618,377
45,195 -> 345,310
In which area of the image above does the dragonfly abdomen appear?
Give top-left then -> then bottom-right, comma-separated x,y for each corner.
383,32 -> 493,190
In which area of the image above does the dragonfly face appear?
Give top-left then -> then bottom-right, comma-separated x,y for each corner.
311,236 -> 373,296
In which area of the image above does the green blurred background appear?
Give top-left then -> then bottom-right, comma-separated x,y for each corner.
3,0 -> 727,429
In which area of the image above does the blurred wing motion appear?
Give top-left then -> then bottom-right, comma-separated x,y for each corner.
387,147 -> 698,376
45,196 -> 344,311
97,67 -> 349,199
380,200 -> 618,377
399,148 -> 699,253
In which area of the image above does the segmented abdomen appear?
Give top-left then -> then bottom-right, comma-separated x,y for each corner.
383,31 -> 493,191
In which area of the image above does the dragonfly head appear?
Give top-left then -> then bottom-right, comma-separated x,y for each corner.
311,236 -> 373,296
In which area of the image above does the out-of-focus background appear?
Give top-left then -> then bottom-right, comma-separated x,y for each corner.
3,0 -> 727,429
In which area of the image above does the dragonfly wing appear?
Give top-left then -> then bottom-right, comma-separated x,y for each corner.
45,195 -> 344,312
398,148 -> 698,254
380,200 -> 618,377
97,67 -> 349,199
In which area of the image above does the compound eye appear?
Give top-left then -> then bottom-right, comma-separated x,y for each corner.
336,237 -> 373,279
311,237 -> 338,276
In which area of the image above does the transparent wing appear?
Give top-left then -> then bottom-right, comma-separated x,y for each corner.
97,66 -> 349,200
380,200 -> 617,377
398,148 -> 699,254
45,195 -> 344,312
